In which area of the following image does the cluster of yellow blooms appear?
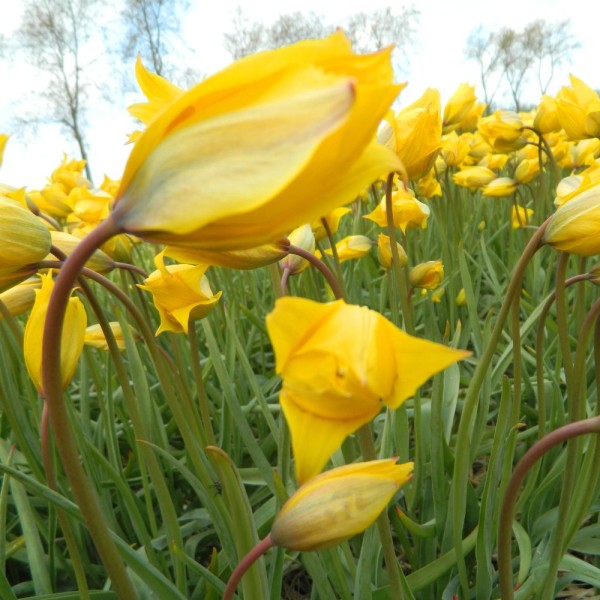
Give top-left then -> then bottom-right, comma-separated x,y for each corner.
1,30 -> 599,562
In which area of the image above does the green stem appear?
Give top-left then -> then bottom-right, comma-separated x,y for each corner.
450,218 -> 549,596
41,216 -> 136,598
288,243 -> 346,301
357,424 -> 406,600
497,416 -> 600,600
321,217 -> 344,284
385,173 -> 414,334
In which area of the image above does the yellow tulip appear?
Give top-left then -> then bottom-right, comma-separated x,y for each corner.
0,198 -> 51,282
311,207 -> 352,242
266,297 -> 469,482
377,233 -> 407,269
271,459 -> 414,550
555,74 -> 600,140
416,169 -> 442,199
456,288 -> 467,307
543,181 -> 600,255
84,322 -> 138,352
409,260 -> 444,290
363,187 -> 430,232
443,83 -> 476,134
482,177 -> 518,198
558,139 -> 600,170
440,131 -> 471,167
514,159 -> 541,184
24,273 -> 87,392
324,235 -> 372,262
378,88 -> 442,180
0,134 -> 9,167
280,224 -> 315,274
453,166 -> 497,191
110,32 -> 402,252
165,241 -> 288,270
46,231 -> 115,273
0,278 -> 41,319
534,95 -> 561,134
511,205 -> 534,229
478,111 -> 525,152
138,251 -> 222,335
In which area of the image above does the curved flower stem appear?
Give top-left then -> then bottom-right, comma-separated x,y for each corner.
451,218 -> 549,596
113,261 -> 148,278
224,534 -> 275,600
497,416 -> 600,600
41,216 -> 136,598
288,243 -> 346,301
357,424 -> 406,600
280,266 -> 291,296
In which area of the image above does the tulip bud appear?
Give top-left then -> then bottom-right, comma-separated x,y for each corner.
453,166 -> 497,191
0,278 -> 41,318
511,205 -> 534,229
0,197 -> 51,272
85,322 -> 139,351
543,182 -> 600,255
271,459 -> 414,551
24,273 -> 87,392
482,177 -> 518,198
443,83 -> 476,134
364,187 -> 430,233
311,207 -> 352,242
377,233 -> 407,269
456,288 -> 467,307
409,260 -> 444,290
47,231 -> 115,273
280,224 -> 315,274
325,235 -> 372,263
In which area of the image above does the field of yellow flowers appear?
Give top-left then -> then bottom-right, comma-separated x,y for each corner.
1,31 -> 600,600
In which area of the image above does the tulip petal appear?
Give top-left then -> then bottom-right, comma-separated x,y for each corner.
114,79 -> 356,236
281,389 -> 379,484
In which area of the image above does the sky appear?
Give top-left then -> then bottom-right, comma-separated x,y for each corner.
0,0 -> 598,189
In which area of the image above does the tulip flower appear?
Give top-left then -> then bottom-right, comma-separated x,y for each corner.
0,278 -> 40,319
166,241 -> 289,270
46,232 -> 115,273
280,224 -> 315,274
417,169 -> 442,199
482,177 -> 518,198
271,459 -> 414,551
266,297 -> 469,482
409,260 -> 444,290
456,288 -> 467,307
138,251 -> 222,335
555,74 -> 600,140
85,322 -> 138,352
378,88 -> 442,180
24,273 -> 87,393
0,134 -> 9,167
324,235 -> 372,262
364,187 -> 430,232
534,95 -> 561,134
453,166 -> 497,191
511,205 -> 534,229
443,83 -> 476,134
377,233 -> 407,269
478,111 -> 525,152
543,182 -> 600,255
311,207 -> 352,242
108,32 -> 402,253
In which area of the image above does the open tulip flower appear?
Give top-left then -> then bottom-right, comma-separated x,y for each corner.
108,32 -> 403,253
266,297 -> 469,483
271,458 -> 414,551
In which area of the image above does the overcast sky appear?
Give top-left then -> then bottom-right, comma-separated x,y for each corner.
0,0 -> 597,189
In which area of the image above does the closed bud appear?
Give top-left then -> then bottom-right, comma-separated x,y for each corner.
280,224 -> 315,274
0,278 -> 41,318
47,231 -> 115,273
409,260 -> 444,290
24,273 -> 87,392
271,459 -> 414,551
377,233 -> 407,269
84,322 -> 139,352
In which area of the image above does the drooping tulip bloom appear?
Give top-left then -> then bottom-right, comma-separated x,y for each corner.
266,297 -> 469,482
24,273 -> 87,392
482,177 -> 518,198
453,166 -> 497,191
363,187 -> 430,232
84,322 -> 138,352
478,111 -> 525,152
311,207 -> 352,242
555,74 -> 600,140
109,32 -> 403,252
377,233 -> 408,269
378,88 -> 442,180
543,181 -> 600,255
271,459 -> 414,551
511,205 -> 534,229
280,224 -> 315,274
324,235 -> 372,262
443,83 -> 476,134
409,260 -> 444,290
0,278 -> 40,319
138,251 -> 222,335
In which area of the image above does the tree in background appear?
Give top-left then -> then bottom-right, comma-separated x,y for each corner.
223,5 -> 419,74
14,0 -> 99,180
465,19 -> 579,112
120,0 -> 192,81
